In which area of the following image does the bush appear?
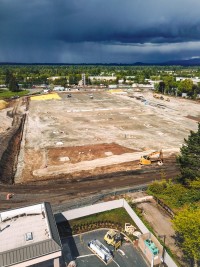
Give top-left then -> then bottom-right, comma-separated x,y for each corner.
147,180 -> 200,209
147,179 -> 167,194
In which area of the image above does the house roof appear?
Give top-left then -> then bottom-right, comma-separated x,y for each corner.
0,202 -> 61,267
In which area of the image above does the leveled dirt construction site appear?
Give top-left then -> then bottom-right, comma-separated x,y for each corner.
0,89 -> 199,210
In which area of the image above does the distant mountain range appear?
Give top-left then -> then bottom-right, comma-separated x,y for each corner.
132,58 -> 200,66
1,58 -> 200,66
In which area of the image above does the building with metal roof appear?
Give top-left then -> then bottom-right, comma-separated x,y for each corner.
0,202 -> 62,267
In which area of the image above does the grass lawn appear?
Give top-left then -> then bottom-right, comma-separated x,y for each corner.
69,208 -> 137,227
57,208 -> 138,238
0,89 -> 29,99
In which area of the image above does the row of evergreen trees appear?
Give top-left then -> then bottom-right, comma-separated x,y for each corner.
5,70 -> 20,92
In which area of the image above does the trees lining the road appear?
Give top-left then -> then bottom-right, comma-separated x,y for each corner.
156,77 -> 200,97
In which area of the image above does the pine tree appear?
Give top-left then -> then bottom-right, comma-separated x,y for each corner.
8,75 -> 19,92
5,69 -> 11,86
177,123 -> 200,184
5,69 -> 19,92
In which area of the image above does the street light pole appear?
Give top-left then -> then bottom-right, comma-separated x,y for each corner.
159,235 -> 166,266
162,235 -> 166,263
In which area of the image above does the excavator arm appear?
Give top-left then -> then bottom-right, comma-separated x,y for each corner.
140,150 -> 163,165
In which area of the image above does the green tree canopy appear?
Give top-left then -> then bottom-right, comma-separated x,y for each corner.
163,75 -> 175,94
156,76 -> 176,94
177,123 -> 200,184
178,79 -> 193,94
5,69 -> 11,85
4,69 -> 20,92
68,74 -> 81,85
8,74 -> 19,92
173,207 -> 200,266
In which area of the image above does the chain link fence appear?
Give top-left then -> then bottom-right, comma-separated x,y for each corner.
52,183 -> 148,214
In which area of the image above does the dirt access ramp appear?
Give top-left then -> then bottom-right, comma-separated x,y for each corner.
135,197 -> 186,266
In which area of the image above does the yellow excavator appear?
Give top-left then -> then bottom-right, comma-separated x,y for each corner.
140,150 -> 163,165
104,230 -> 122,250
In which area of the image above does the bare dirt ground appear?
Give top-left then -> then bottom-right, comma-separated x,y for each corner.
0,154 -> 178,210
16,90 -> 199,182
0,107 -> 13,133
0,89 -> 199,210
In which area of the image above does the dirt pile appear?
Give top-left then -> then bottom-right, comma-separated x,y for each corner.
0,100 -> 8,110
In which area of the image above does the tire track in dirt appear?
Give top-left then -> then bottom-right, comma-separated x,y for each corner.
0,155 -> 179,210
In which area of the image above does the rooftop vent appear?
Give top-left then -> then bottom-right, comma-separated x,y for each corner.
25,232 -> 33,241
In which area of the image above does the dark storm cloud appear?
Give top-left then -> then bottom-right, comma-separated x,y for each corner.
1,0 -> 200,62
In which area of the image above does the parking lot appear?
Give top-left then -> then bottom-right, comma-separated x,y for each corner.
62,229 -> 148,267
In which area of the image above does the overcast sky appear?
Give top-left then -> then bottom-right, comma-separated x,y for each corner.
1,0 -> 200,63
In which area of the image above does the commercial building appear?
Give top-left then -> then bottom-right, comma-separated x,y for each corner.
89,76 -> 117,82
0,202 -> 62,267
176,76 -> 200,84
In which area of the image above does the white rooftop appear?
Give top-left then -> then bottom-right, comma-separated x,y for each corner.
0,203 -> 51,252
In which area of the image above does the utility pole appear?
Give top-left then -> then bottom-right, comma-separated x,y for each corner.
159,235 -> 166,266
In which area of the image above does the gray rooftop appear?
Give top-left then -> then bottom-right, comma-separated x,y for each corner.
0,202 -> 61,267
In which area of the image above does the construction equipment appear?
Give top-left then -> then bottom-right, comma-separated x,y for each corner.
153,94 -> 170,102
104,230 -> 122,250
153,94 -> 160,99
140,150 -> 163,165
